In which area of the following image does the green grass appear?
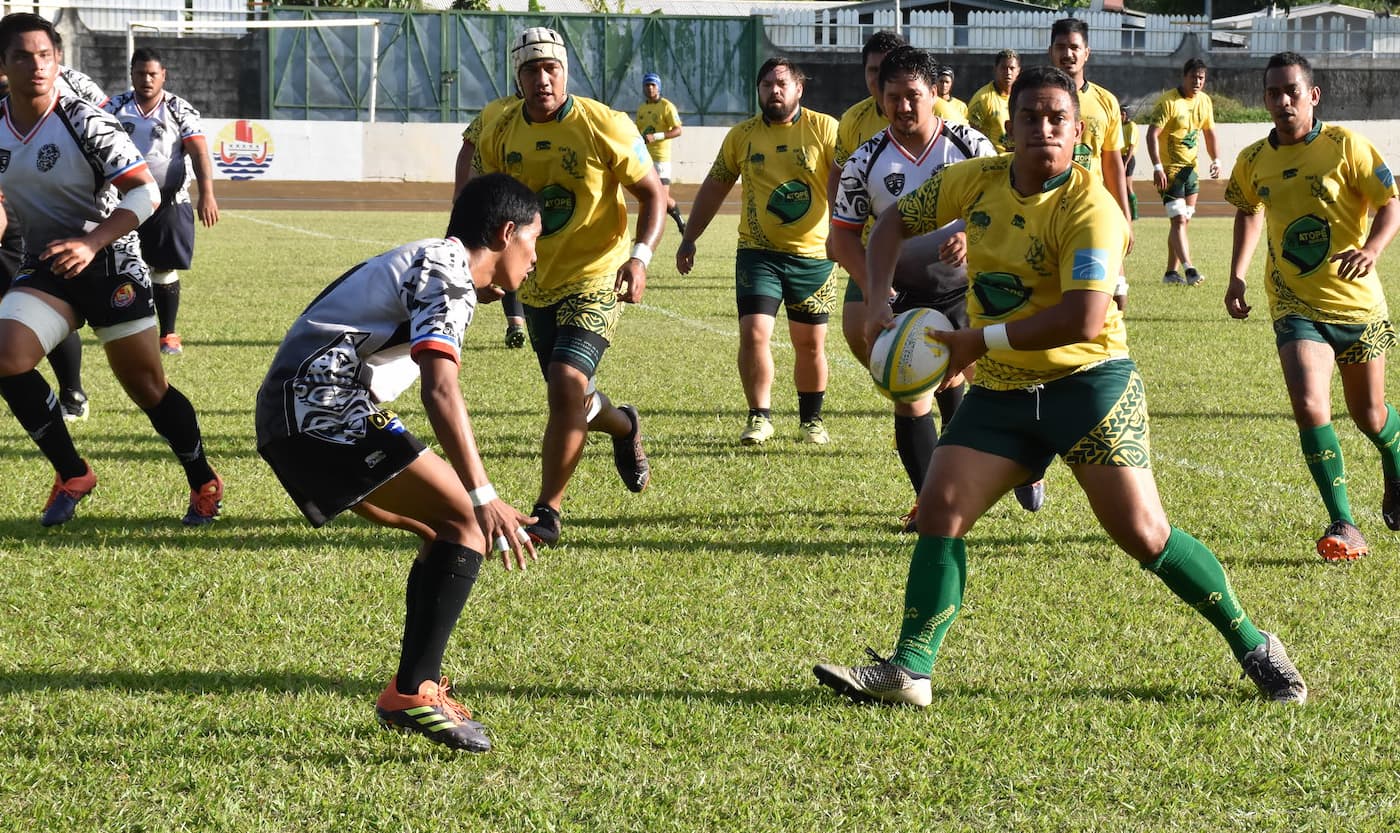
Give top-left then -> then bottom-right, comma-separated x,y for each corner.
2,211 -> 1400,831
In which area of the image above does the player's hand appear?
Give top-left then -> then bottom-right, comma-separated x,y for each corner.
476,284 -> 506,304
939,232 -> 967,266
1209,160 -> 1221,180
1224,276 -> 1251,319
476,499 -> 538,572
1331,247 -> 1378,281
40,237 -> 99,279
1153,169 -> 1169,191
929,327 -> 989,385
862,299 -> 895,358
1125,223 -> 1135,256
675,239 -> 696,275
616,258 -> 647,303
198,193 -> 220,227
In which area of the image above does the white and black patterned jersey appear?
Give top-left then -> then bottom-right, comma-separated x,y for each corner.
832,121 -> 995,293
104,90 -> 203,201
255,238 -> 479,447
58,66 -> 108,106
0,93 -> 150,257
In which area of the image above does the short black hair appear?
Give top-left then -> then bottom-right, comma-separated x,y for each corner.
1010,65 -> 1079,118
862,31 -> 906,65
1183,57 -> 1207,75
878,46 -> 939,91
757,56 -> 806,87
447,173 -> 541,249
1050,18 -> 1088,45
131,47 -> 164,68
0,13 -> 56,57
1266,51 -> 1312,86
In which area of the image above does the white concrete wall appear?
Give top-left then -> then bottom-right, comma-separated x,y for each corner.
202,119 -> 1400,184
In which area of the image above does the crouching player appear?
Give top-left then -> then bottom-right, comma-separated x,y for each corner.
814,66 -> 1307,706
255,174 -> 543,751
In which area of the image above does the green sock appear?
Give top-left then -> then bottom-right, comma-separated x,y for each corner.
1300,423 -> 1352,524
1145,527 -> 1265,661
1364,404 -> 1400,480
891,536 -> 966,676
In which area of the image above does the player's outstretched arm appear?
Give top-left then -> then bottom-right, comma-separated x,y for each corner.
184,135 -> 220,227
618,166 -> 667,303
418,352 -> 537,571
1226,208 -> 1263,319
1331,195 -> 1400,281
1204,129 -> 1221,179
1101,150 -> 1134,254
675,175 -> 734,274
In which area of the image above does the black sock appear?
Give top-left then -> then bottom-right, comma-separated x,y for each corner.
396,541 -> 483,693
0,370 -> 85,479
934,384 -> 964,432
45,332 -> 84,395
668,205 -> 683,222
894,413 -> 938,493
501,290 -> 524,320
798,391 -> 825,423
748,407 -> 772,420
153,281 -> 180,336
142,385 -> 214,489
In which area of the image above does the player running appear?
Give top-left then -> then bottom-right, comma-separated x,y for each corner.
814,65 -> 1307,708
0,13 -> 222,527
1224,51 -> 1400,562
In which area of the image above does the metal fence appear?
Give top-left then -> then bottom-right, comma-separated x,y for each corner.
267,8 -> 762,125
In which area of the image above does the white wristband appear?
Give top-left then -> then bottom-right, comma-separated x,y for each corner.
1152,163 -> 1164,173
630,242 -> 653,267
468,484 -> 497,507
982,323 -> 1013,351
651,132 -> 664,142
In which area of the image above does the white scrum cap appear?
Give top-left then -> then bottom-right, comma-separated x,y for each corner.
513,27 -> 567,75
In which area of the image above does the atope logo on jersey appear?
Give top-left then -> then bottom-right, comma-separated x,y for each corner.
214,120 -> 275,181
111,282 -> 137,309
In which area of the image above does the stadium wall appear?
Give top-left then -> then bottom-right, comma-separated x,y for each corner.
202,118 -> 1400,185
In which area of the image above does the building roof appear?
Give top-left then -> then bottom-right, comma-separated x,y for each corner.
447,0 -> 857,14
1214,2 -> 1376,27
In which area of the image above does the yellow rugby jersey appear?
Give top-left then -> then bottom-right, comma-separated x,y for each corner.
896,157 -> 1130,389
1073,80 -> 1124,181
1122,119 -> 1139,153
835,97 -> 886,167
943,96 -> 969,123
461,95 -> 515,145
711,107 -> 837,258
635,97 -> 681,163
1225,121 -> 1399,324
1149,88 -> 1214,172
966,82 -> 1012,152
475,96 -> 653,306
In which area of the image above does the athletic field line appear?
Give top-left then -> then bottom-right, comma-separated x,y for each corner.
225,212 -> 397,246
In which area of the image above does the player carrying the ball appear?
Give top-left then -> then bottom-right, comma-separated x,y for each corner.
1224,52 -> 1400,562
256,173 -> 543,752
828,46 -> 1012,530
814,65 -> 1307,706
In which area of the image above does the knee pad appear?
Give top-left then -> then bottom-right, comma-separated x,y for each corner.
1164,199 -> 1189,219
583,379 -> 602,421
93,316 -> 157,345
0,290 -> 70,353
150,269 -> 180,286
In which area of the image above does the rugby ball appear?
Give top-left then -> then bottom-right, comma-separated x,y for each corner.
868,308 -> 953,403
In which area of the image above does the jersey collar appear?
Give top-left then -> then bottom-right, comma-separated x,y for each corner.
1268,118 -> 1322,149
763,106 -> 802,127
523,95 -> 574,124
1009,165 -> 1073,194
2,91 -> 59,144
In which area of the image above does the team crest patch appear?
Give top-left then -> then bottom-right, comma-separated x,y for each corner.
0,149 -> 9,172
1282,214 -> 1331,275
111,282 -> 137,308
36,143 -> 60,172
766,180 -> 811,224
884,172 -> 906,196
972,272 -> 1031,319
537,183 -> 576,236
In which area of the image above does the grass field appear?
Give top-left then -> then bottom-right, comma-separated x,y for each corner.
2,211 -> 1400,831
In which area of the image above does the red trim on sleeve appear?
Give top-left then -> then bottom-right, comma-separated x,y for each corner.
410,340 -> 461,365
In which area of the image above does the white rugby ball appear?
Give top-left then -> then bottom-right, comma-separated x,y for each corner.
868,308 -> 953,403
